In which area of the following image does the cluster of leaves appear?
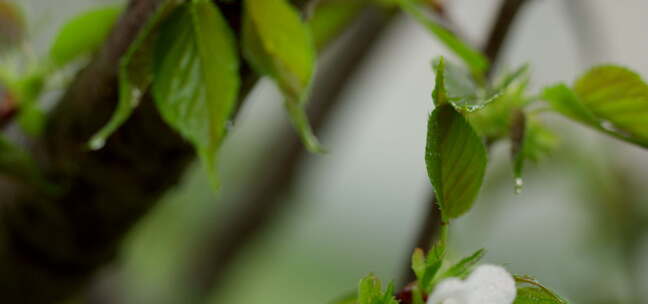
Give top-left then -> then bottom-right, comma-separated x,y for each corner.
1,0 -> 366,187
408,232 -> 486,302
3,1 -> 648,302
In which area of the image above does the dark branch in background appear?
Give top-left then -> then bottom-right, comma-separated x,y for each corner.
483,0 -> 529,75
562,0 -> 608,66
183,8 -> 396,302
0,0 -> 195,302
398,0 -> 531,288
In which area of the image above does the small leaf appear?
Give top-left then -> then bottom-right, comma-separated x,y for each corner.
89,0 -> 181,149
431,59 -> 524,112
0,0 -> 25,53
11,73 -> 46,136
243,0 -> 322,152
50,6 -> 122,67
440,248 -> 485,279
514,287 -> 564,304
411,248 -> 426,280
432,57 -> 449,107
308,0 -> 368,50
358,275 -> 382,304
432,58 -> 478,106
357,275 -> 398,304
152,0 -> 240,187
412,227 -> 447,292
426,102 -> 488,219
400,0 -> 488,74
514,276 -> 567,304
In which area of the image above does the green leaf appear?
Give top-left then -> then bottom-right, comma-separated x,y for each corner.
11,73 -> 46,136
432,58 -> 478,107
411,227 -> 447,292
467,69 -> 529,140
152,0 -> 240,187
514,287 -> 565,304
573,65 -> 648,141
411,287 -> 425,304
432,57 -> 450,107
89,0 -> 181,150
308,0 -> 369,50
543,66 -> 648,149
431,59 -> 524,112
357,275 -> 398,304
400,0 -> 488,74
542,84 -> 599,126
358,275 -> 382,304
514,276 -> 567,304
49,6 -> 122,67
426,102 -> 488,219
411,248 -> 426,281
243,0 -> 322,152
440,248 -> 485,279
0,0 -> 25,53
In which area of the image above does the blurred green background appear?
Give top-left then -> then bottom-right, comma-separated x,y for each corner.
11,0 -> 648,303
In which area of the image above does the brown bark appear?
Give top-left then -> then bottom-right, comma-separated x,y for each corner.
0,0 -> 194,302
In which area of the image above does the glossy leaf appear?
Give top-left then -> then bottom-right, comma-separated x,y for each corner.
426,102 -> 487,219
574,65 -> 648,141
401,0 -> 488,74
431,58 -> 525,112
0,0 -> 25,53
50,6 -> 122,67
152,0 -> 240,187
90,0 -> 180,149
543,67 -> 648,149
243,0 -> 322,152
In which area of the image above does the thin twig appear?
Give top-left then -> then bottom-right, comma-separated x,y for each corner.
183,8 -> 396,302
398,0 -> 531,289
483,0 -> 529,76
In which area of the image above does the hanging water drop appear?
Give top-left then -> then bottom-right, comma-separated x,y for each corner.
514,177 -> 523,194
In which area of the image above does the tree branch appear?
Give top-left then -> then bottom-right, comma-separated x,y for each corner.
483,0 -> 529,75
182,8 -> 396,302
0,1 -> 196,302
398,0 -> 531,289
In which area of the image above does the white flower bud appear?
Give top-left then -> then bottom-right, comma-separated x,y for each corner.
427,264 -> 516,304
